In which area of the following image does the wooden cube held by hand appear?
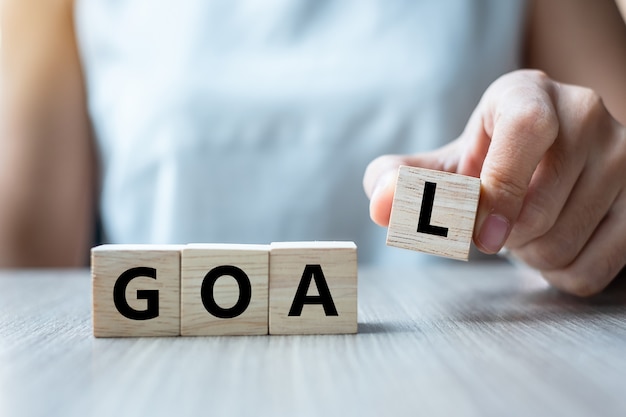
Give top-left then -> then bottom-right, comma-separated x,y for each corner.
386,166 -> 481,261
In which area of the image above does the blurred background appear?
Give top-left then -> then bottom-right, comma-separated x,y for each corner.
0,1 -> 625,267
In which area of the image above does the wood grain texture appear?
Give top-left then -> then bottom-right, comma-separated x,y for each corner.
387,166 -> 480,261
269,241 -> 358,335
181,244 -> 269,336
92,244 -> 182,337
3,263 -> 626,417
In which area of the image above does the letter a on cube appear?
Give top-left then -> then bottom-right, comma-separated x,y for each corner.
386,166 -> 480,261
269,242 -> 357,335
92,244 -> 182,337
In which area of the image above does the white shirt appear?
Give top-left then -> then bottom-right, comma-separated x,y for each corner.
75,0 -> 527,265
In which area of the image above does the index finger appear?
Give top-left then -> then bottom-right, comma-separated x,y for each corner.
469,70 -> 560,253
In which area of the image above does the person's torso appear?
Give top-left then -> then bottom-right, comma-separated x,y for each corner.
76,0 -> 526,265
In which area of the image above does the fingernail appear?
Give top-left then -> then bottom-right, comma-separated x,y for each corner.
477,214 -> 510,253
371,172 -> 394,200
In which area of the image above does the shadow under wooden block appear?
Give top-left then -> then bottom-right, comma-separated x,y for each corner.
386,166 -> 480,261
181,244 -> 269,336
269,242 -> 358,335
92,244 -> 182,337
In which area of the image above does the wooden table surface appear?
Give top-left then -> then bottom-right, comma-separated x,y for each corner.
1,261 -> 626,417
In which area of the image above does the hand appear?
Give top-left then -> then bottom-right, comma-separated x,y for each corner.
364,70 -> 626,296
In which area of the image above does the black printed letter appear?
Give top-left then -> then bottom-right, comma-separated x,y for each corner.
201,265 -> 252,319
288,264 -> 338,316
417,181 -> 449,237
113,266 -> 159,320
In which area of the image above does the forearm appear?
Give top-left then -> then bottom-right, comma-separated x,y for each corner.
525,0 -> 626,125
0,103 -> 96,267
0,0 -> 95,267
0,160 -> 95,268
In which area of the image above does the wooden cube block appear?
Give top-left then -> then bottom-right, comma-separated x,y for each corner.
386,166 -> 481,261
269,242 -> 357,335
92,244 -> 182,337
181,244 -> 269,336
